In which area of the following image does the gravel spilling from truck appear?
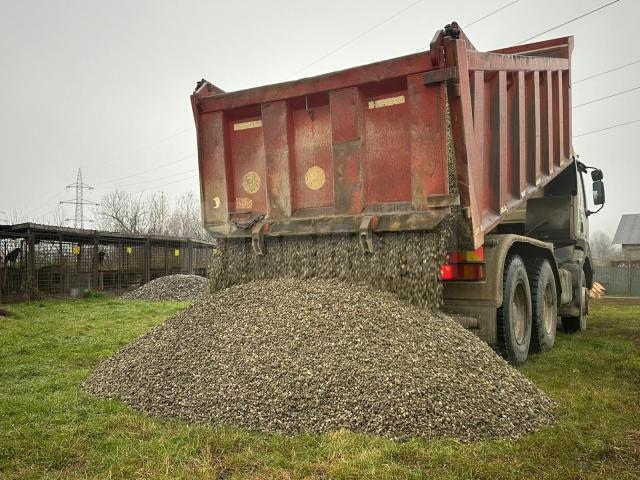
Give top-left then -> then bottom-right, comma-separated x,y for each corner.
121,274 -> 208,301
86,278 -> 555,441
211,229 -> 450,309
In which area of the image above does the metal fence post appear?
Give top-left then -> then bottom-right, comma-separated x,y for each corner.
59,233 -> 64,295
118,241 -> 122,295
92,233 -> 99,291
26,229 -> 34,299
188,239 -> 194,274
144,238 -> 151,284
164,241 -> 169,276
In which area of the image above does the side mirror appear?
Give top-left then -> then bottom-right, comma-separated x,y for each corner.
591,169 -> 603,181
593,180 -> 605,205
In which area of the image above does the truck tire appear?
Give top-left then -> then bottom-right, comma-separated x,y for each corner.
562,274 -> 587,333
497,255 -> 532,366
529,259 -> 557,353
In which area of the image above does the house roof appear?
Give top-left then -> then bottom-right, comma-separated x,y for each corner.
613,214 -> 640,245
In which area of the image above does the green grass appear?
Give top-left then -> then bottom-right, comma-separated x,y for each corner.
1,298 -> 639,479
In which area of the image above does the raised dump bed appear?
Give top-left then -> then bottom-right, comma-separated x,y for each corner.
192,22 -> 573,252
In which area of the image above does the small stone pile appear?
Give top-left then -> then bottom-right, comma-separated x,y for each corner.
87,278 -> 555,441
121,274 -> 208,301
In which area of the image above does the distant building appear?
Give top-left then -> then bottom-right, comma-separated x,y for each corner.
613,214 -> 640,266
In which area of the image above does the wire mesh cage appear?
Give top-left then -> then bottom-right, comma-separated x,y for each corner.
0,223 -> 215,301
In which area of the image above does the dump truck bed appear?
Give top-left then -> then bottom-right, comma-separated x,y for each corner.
192,23 -> 574,250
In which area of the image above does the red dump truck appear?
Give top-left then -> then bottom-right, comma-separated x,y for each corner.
191,23 -> 605,365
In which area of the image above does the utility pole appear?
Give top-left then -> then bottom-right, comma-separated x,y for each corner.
60,169 -> 98,229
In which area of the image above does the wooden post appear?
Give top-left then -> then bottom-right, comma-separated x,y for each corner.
188,240 -> 194,275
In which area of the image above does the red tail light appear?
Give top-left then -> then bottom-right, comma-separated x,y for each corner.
441,247 -> 485,281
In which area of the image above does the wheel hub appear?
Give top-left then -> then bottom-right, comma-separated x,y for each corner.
543,283 -> 555,334
512,283 -> 528,345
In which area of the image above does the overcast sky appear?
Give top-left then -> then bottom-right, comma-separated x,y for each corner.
1,0 -> 638,237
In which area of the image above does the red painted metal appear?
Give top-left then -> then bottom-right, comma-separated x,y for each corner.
192,22 -> 574,247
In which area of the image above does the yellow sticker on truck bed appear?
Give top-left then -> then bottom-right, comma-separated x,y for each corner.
368,95 -> 405,110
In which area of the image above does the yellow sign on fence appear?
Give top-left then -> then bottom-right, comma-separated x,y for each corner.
72,244 -> 80,255
127,246 -> 132,254
174,249 -> 180,257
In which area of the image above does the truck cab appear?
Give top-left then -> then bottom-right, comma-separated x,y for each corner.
443,159 -> 605,365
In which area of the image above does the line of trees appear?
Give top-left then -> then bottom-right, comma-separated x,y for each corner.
94,190 -> 208,239
4,191 -> 209,240
590,230 -> 620,262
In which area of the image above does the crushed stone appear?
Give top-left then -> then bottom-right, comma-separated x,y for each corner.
121,274 -> 208,301
210,229 -> 450,310
87,278 -> 555,441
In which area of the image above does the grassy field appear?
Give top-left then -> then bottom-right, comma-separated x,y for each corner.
1,297 -> 639,479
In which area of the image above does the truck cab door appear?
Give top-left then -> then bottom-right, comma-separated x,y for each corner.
576,166 -> 589,241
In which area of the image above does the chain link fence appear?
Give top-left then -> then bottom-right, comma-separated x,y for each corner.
593,265 -> 640,297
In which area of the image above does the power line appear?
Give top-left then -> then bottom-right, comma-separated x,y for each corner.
94,168 -> 198,190
573,84 -> 640,108
140,127 -> 192,150
573,118 -> 640,138
129,173 -> 198,196
518,0 -> 621,44
291,0 -> 425,77
574,59 -> 640,84
92,153 -> 196,186
417,0 -> 521,52
31,188 -> 68,216
464,0 -> 520,28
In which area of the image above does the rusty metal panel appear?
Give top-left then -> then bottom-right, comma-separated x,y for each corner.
363,87 -> 411,204
229,115 -> 266,215
291,95 -> 333,211
407,74 -> 448,210
197,111 -> 232,227
440,25 -> 574,247
261,100 -> 293,219
330,87 -> 363,215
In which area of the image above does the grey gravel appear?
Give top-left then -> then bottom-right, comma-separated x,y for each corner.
211,229 -> 449,310
121,274 -> 208,301
86,278 -> 555,441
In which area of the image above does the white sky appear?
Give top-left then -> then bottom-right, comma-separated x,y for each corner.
1,0 -> 638,237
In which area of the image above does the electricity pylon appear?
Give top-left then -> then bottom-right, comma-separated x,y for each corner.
60,169 -> 98,229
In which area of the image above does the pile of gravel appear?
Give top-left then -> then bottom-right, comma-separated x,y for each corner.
87,278 -> 555,441
121,274 -> 208,301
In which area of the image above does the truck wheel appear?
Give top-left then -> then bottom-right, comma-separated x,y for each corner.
497,255 -> 532,366
529,259 -> 557,353
562,275 -> 587,333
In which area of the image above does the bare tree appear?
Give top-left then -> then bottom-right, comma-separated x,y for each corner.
96,190 -> 148,233
146,192 -> 170,235
48,206 -> 66,227
6,207 -> 30,224
166,192 -> 208,239
94,189 -> 208,239
590,230 -> 614,261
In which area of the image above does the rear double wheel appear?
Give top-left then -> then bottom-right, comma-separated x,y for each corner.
529,259 -> 558,352
498,255 -> 532,366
